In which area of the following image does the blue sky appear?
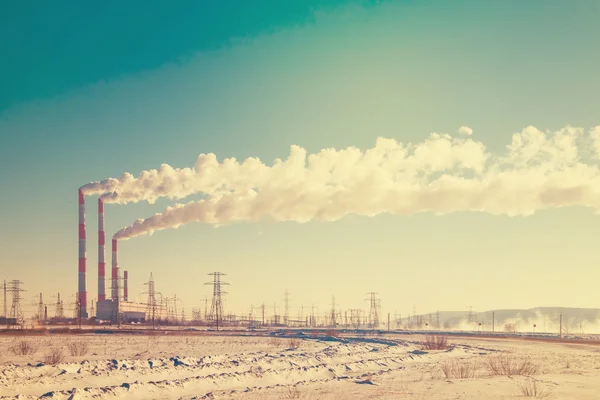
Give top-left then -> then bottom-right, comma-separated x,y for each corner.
1,0 -> 599,319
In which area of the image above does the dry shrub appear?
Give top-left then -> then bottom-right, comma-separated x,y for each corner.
485,354 -> 538,376
282,386 -> 302,399
421,335 -> 450,350
440,358 -> 479,379
44,348 -> 65,365
325,329 -> 340,338
67,340 -> 89,356
9,339 -> 39,356
288,337 -> 302,349
250,365 -> 264,378
517,377 -> 550,398
268,336 -> 284,347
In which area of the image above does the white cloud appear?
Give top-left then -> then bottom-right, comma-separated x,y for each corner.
458,126 -> 473,136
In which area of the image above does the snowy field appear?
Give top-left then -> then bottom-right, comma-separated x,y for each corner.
1,332 -> 599,399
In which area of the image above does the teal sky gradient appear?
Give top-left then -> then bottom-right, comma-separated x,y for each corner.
1,0 -> 599,319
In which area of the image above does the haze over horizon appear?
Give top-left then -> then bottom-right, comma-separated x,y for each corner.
1,0 -> 599,320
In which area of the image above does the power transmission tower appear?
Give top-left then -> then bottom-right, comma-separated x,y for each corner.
53,293 -> 64,319
365,292 -> 380,330
165,297 -> 174,322
8,280 -> 25,328
350,309 -> 361,330
111,272 -> 123,326
284,289 -> 290,326
173,294 -> 182,325
204,272 -> 229,330
143,273 -> 160,329
36,293 -> 44,322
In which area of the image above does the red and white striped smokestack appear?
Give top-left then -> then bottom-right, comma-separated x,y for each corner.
124,271 -> 128,302
97,199 -> 106,302
78,189 -> 88,318
111,239 -> 118,300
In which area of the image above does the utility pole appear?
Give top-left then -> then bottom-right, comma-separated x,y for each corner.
204,296 -> 208,321
559,313 -> 562,339
330,295 -> 336,328
492,311 -> 495,333
261,303 -> 266,326
436,311 -> 440,329
387,313 -> 390,332
173,295 -> 178,324
284,289 -> 289,326
76,296 -> 82,329
204,272 -> 229,331
345,311 -> 348,329
3,280 -> 6,318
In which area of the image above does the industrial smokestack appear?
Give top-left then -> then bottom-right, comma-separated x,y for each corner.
78,189 -> 88,318
111,239 -> 118,300
98,199 -> 106,302
124,271 -> 128,302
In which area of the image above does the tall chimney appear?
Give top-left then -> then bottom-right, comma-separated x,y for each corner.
78,189 -> 88,318
124,271 -> 128,302
98,199 -> 106,302
111,239 -> 118,300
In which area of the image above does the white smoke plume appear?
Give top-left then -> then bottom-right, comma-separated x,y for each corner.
112,125 -> 600,240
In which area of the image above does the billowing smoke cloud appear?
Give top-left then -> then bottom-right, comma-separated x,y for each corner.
113,125 -> 600,240
80,156 -> 272,204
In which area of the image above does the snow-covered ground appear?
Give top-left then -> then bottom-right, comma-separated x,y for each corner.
0,332 -> 598,399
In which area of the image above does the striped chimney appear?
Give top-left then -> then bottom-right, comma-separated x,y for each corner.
124,271 -> 128,302
97,199 -> 106,302
78,189 -> 88,318
111,239 -> 118,300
